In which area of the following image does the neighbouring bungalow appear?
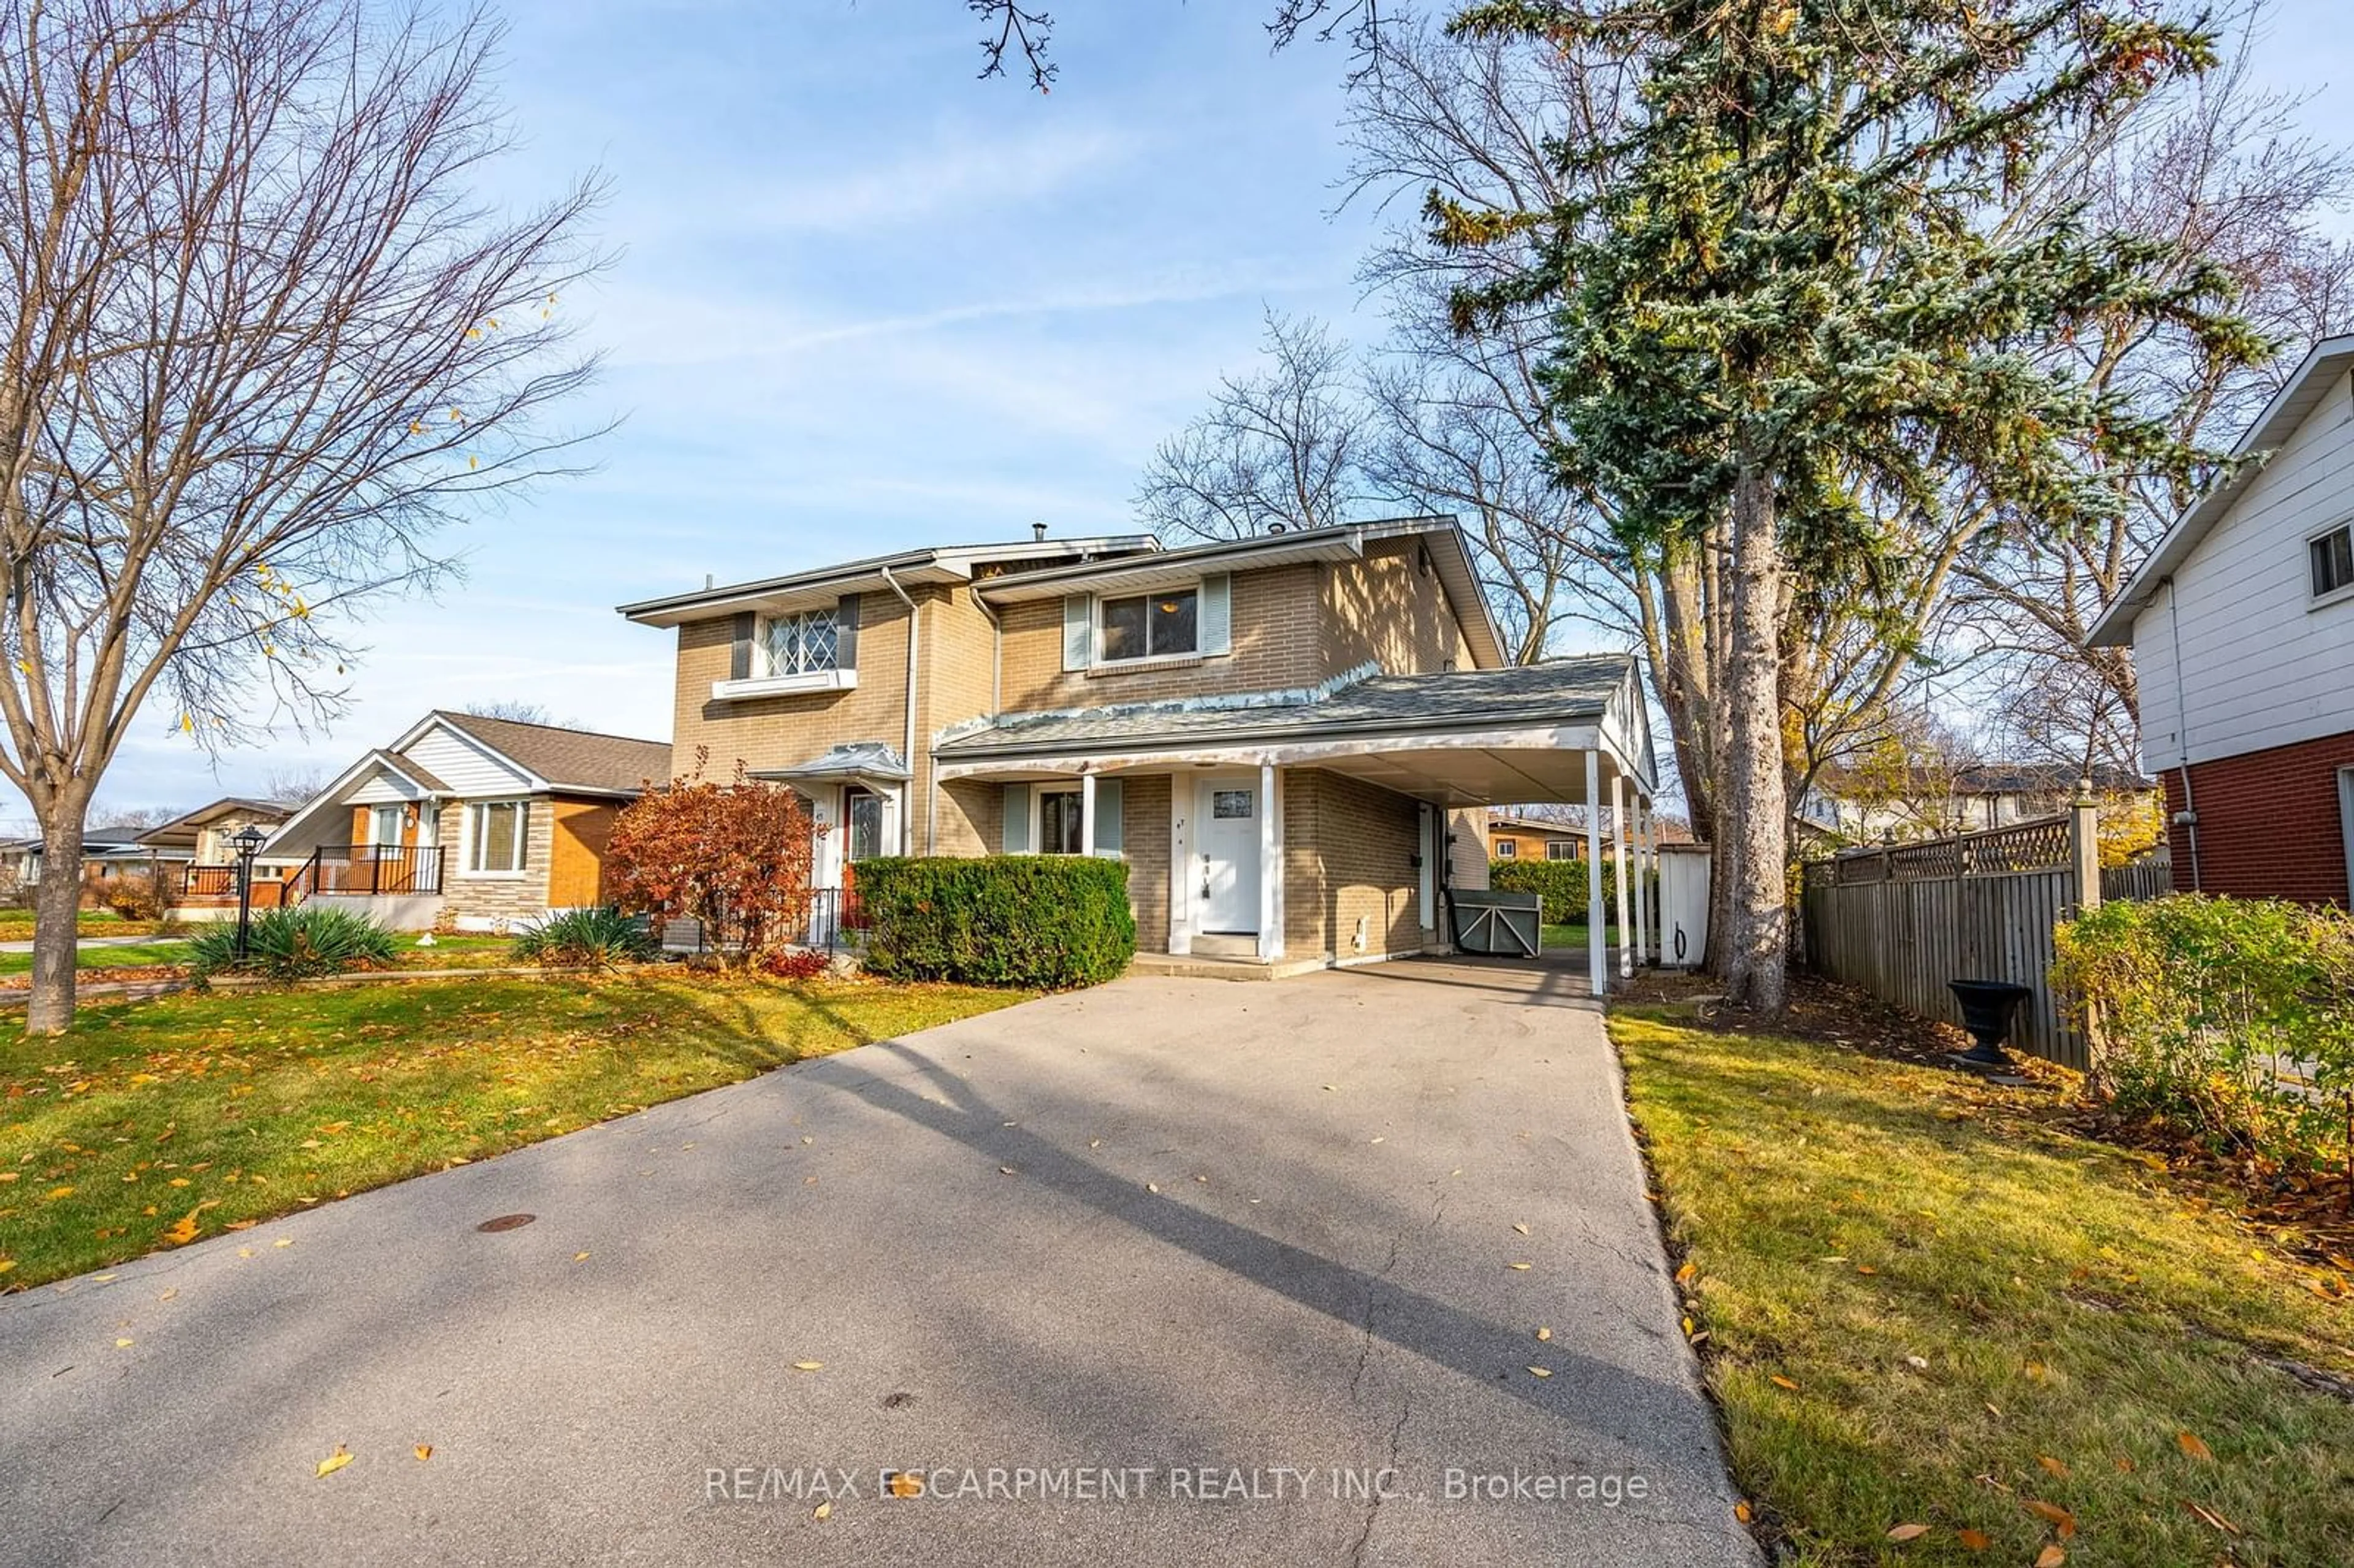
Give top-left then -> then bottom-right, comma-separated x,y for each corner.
1797,761 -> 2155,848
1488,813 -> 1585,861
134,797 -> 299,919
262,710 -> 671,931
2089,334 -> 2354,904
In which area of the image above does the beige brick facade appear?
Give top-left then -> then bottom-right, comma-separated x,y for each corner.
652,527 -> 1501,969
1281,769 -> 1425,961
440,795 -> 559,929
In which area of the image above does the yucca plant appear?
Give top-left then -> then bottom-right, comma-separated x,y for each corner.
511,906 -> 657,968
189,905 -> 399,981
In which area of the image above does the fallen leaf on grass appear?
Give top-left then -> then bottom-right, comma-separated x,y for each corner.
2024,1500 -> 2076,1538
1769,1375 -> 1800,1391
2037,1455 -> 2071,1479
2181,1499 -> 2240,1535
2176,1430 -> 2214,1462
1905,1355 -> 1929,1370
1856,1264 -> 1879,1275
414,1445 -> 433,1461
2033,1547 -> 2066,1568
1956,1528 -> 1990,1550
1675,1260 -> 1697,1285
316,1446 -> 352,1478
1885,1522 -> 1930,1541
1733,1501 -> 1753,1523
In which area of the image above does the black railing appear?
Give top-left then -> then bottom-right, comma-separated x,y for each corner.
653,886 -> 866,954
289,844 -> 446,902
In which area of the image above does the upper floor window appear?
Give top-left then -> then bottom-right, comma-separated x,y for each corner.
1100,588 -> 1197,661
2312,522 -> 2354,601
761,607 -> 839,676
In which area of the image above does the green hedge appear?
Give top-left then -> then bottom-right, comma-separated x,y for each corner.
1489,858 -> 1626,925
857,856 -> 1135,989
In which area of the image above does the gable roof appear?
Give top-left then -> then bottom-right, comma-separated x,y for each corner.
2087,334 -> 2354,648
135,796 -> 289,847
428,711 -> 671,795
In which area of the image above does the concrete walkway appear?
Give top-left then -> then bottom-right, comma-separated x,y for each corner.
0,957 -> 1755,1567
0,933 -> 188,954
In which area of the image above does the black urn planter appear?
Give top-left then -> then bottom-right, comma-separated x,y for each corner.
1947,979 -> 2032,1068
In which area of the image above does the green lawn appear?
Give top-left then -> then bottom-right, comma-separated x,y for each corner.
1612,1007 -> 2354,1565
0,941 -> 191,976
0,910 -> 174,943
1541,922 -> 1590,950
0,972 -> 1024,1288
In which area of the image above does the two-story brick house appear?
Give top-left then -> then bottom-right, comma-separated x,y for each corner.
620,516 -> 1663,986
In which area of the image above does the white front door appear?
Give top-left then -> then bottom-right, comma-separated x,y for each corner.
1197,774 -> 1262,933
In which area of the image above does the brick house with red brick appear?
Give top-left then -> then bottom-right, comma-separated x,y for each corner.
2089,335 -> 2354,905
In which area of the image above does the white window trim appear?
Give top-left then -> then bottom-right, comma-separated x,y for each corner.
460,798 -> 533,880
2307,518 -> 2354,610
1092,582 -> 1205,666
710,668 -> 858,702
1494,838 -> 1518,858
757,606 -> 842,679
2340,767 -> 2354,905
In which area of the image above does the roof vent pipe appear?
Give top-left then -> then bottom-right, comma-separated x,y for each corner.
1032,522 -> 1048,542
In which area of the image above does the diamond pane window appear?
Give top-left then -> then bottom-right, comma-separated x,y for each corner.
761,608 -> 839,676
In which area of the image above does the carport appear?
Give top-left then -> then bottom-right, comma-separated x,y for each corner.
932,654 -> 1661,995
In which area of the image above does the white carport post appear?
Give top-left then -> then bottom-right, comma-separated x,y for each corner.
1080,771 -> 1097,856
1585,750 -> 1606,998
1613,773 -> 1633,979
1635,796 -> 1653,966
1257,761 -> 1280,962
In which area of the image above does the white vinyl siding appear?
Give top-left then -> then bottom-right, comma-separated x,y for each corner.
2135,370 -> 2354,772
403,726 -> 534,796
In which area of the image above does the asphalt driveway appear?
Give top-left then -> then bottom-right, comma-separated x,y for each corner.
0,957 -> 1755,1567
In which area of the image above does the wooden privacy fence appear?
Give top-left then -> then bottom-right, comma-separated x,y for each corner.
1801,802 -> 2166,1071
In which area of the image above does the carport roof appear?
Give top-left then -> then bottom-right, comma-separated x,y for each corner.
934,655 -> 1651,794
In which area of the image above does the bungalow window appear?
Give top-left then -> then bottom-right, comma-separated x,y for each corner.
1494,838 -> 1518,858
1099,588 -> 1197,661
760,607 -> 839,676
468,800 -> 529,873
1545,840 -> 1577,861
2312,522 -> 2354,600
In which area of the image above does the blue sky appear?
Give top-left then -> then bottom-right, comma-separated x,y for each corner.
74,0 -> 2354,825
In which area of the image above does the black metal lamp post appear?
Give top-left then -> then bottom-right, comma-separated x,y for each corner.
229,825 -> 267,961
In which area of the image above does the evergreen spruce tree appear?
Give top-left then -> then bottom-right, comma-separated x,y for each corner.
1442,0 -> 2257,1011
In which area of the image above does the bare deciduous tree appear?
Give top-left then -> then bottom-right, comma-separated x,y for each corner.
0,0 -> 606,1032
1133,308 -> 1365,541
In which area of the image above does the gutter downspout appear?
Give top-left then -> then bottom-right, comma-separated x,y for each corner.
880,565 -> 920,857
2163,576 -> 2203,891
956,586 -> 1007,860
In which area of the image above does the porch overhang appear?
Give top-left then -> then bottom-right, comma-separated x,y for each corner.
750,743 -> 912,791
931,655 -> 1656,807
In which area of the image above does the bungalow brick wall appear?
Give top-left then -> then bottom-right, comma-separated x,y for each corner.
2163,728 -> 2354,906
441,797 -> 558,928
1282,769 -> 1423,961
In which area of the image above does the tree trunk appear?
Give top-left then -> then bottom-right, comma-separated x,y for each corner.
1719,457 -> 1790,1013
27,811 -> 84,1035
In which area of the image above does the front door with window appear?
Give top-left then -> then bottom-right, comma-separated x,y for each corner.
844,786 -> 885,866
1197,775 -> 1261,933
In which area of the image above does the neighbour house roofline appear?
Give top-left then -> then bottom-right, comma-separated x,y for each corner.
133,796 -> 289,847
2087,333 -> 2354,649
1487,814 -> 1582,835
614,535 -> 1161,627
973,516 -> 1510,671
262,714 -> 669,856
